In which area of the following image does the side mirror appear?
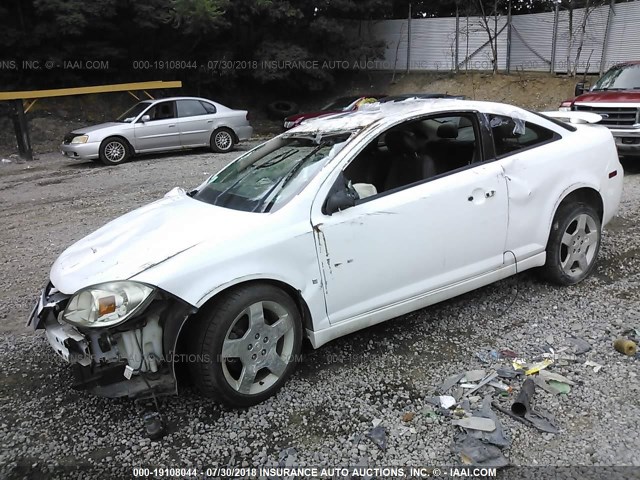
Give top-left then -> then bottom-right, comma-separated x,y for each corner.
140,114 -> 151,123
324,173 -> 358,215
574,83 -> 585,96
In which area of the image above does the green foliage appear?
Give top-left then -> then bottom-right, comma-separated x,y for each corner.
170,0 -> 229,35
0,0 -> 385,91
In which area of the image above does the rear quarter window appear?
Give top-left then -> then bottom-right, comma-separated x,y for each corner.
490,115 -> 559,158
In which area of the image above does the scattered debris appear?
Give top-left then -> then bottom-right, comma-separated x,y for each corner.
488,379 -> 512,393
499,349 -> 518,359
492,401 -> 559,434
496,367 -> 521,379
464,372 -> 499,397
365,426 -> 387,450
426,395 -> 457,409
537,371 -> 575,385
584,360 -> 603,373
566,336 -> 592,355
440,372 -> 465,393
143,411 -> 165,440
525,358 -> 553,375
453,417 -> 496,432
613,337 -> 638,356
547,380 -> 571,394
437,407 -> 453,417
512,378 -> 535,416
420,405 -> 438,419
438,341 -> 579,466
464,369 -> 487,382
402,412 -> 415,422
533,376 -> 564,395
621,327 -> 640,342
460,383 -> 479,389
512,359 -> 527,370
278,447 -> 298,467
470,396 -> 511,448
451,434 -> 509,468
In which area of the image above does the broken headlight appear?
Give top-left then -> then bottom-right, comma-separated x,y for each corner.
62,281 -> 155,328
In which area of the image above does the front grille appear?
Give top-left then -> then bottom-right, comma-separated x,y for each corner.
574,104 -> 639,128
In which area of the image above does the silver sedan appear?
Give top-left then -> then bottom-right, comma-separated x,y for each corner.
61,97 -> 253,165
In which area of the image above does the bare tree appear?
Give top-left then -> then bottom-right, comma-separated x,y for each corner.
476,0 -> 499,74
562,0 -> 607,76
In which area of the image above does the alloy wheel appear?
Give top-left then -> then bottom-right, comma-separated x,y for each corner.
559,213 -> 599,278
220,301 -> 295,395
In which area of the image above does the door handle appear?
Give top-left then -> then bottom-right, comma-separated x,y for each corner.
468,190 -> 496,202
168,124 -> 176,128
207,120 -> 213,123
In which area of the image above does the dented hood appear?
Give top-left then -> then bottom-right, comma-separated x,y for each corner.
50,189 -> 267,294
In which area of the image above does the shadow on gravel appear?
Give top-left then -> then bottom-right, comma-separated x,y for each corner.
62,160 -> 102,170
64,144 -> 256,171
620,157 -> 640,174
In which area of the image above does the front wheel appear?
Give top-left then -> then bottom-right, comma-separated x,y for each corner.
99,137 -> 130,165
210,128 -> 235,153
542,202 -> 601,285
189,284 -> 302,407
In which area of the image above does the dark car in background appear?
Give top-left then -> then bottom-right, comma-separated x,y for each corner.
283,95 -> 385,129
379,93 -> 465,103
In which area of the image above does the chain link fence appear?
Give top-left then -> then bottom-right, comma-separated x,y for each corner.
358,1 -> 640,75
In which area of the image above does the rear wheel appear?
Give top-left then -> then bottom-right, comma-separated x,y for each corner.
189,284 -> 302,407
99,137 -> 130,165
542,202 -> 601,285
210,128 -> 235,153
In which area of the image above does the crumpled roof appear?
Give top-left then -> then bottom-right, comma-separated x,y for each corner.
286,98 -> 532,134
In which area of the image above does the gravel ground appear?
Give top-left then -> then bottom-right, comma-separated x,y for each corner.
0,147 -> 639,479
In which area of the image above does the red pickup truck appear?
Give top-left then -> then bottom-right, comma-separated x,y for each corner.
560,61 -> 640,158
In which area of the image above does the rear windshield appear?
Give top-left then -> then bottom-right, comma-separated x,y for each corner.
193,133 -> 353,212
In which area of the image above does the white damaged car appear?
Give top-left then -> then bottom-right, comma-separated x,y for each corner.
29,100 -> 623,407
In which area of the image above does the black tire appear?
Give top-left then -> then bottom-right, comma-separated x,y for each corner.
267,100 -> 299,120
189,284 -> 302,407
541,201 -> 601,285
99,136 -> 130,165
210,128 -> 235,153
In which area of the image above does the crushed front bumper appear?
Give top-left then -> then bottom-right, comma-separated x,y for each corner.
29,283 -> 182,399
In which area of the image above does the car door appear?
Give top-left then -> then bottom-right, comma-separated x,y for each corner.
133,100 -> 180,152
487,113 -> 565,262
310,113 -> 510,324
177,99 -> 214,147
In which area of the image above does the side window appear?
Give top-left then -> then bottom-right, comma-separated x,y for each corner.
145,101 -> 176,121
489,114 -> 557,157
342,113 -> 481,201
200,101 -> 217,114
177,100 -> 208,118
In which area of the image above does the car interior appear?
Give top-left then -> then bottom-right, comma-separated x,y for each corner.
489,114 -> 556,157
343,114 -> 480,200
147,102 -> 176,121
